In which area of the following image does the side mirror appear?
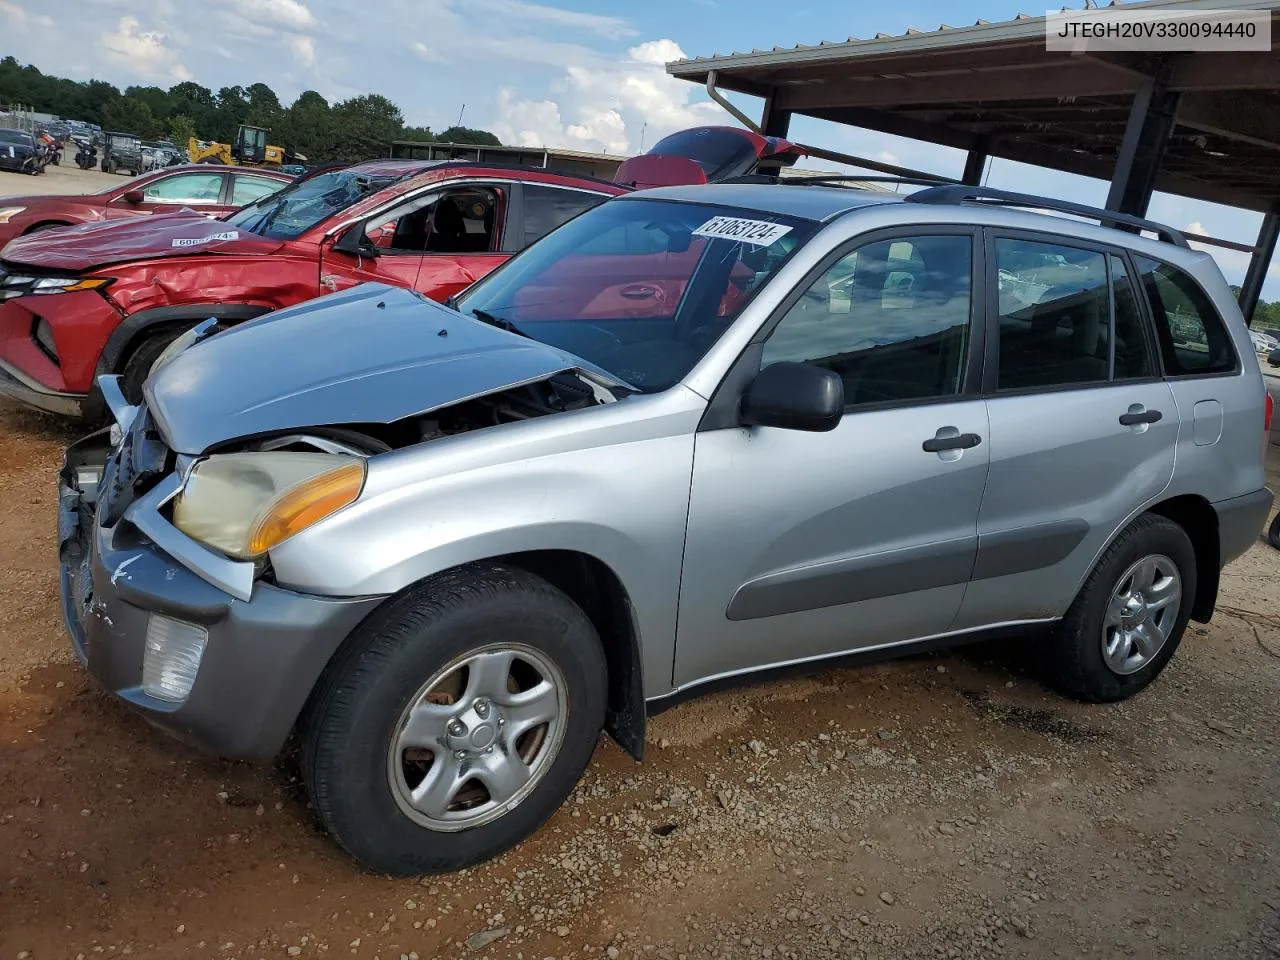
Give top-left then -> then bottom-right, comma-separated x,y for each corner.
123,190 -> 144,205
741,361 -> 844,432
332,224 -> 378,258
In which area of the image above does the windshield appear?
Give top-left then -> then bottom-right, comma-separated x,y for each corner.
0,130 -> 33,146
224,168 -> 397,240
455,198 -> 813,392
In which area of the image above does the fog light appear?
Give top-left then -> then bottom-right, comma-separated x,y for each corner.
33,317 -> 58,364
142,614 -> 208,702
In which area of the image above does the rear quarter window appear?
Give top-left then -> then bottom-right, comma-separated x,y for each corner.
1134,255 -> 1238,376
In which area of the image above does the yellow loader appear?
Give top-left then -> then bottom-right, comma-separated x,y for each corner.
187,124 -> 306,169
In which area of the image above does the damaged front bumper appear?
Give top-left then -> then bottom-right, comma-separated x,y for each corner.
57,394 -> 385,759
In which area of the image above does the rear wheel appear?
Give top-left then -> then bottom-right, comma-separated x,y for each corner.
1268,511 -> 1280,550
1047,514 -> 1195,702
301,563 -> 607,875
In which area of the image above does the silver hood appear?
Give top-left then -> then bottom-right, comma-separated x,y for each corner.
144,283 -> 599,454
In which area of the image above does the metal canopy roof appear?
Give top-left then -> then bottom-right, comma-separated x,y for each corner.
667,0 -> 1280,212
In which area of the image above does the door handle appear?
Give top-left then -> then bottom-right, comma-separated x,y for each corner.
922,432 -> 982,453
619,285 -> 658,300
1118,408 -> 1163,426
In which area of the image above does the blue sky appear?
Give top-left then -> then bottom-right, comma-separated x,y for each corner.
1,0 -> 1274,297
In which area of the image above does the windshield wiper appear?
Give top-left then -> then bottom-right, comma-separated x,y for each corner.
468,308 -> 529,339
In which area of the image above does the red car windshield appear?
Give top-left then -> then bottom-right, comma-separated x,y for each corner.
454,197 -> 813,392
225,168 -> 398,240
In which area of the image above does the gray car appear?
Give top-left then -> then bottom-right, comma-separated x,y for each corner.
58,181 -> 1273,875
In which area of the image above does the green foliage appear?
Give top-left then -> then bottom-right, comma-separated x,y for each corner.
401,124 -> 436,143
328,94 -> 403,163
167,114 -> 199,150
0,55 -> 500,163
104,96 -> 157,139
437,126 -> 501,146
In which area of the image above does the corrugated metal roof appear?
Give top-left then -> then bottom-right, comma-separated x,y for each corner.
667,0 -> 1279,73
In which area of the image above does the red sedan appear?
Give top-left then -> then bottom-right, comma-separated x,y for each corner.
0,165 -> 293,249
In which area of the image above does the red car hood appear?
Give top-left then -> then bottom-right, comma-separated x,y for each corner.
0,210 -> 284,271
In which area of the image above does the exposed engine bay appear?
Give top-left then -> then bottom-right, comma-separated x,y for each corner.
218,370 -> 609,457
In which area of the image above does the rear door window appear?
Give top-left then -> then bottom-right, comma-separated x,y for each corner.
1133,255 -> 1238,376
522,185 -> 608,247
231,174 -> 283,207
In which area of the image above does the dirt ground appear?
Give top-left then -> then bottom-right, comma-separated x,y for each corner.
0,153 -> 131,200
2,389 -> 1279,960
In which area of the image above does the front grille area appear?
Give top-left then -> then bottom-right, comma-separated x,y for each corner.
99,407 -> 171,527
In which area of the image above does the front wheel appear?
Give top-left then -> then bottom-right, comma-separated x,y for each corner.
1047,514 -> 1196,703
1268,511 -> 1280,550
301,563 -> 607,875
120,327 -> 188,403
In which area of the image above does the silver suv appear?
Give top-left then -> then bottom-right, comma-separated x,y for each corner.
58,181 -> 1274,875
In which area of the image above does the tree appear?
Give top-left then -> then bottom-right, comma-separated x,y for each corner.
401,124 -> 435,143
329,93 -> 403,162
245,82 -> 283,128
0,55 -> 502,163
124,85 -> 172,122
104,96 -> 157,138
275,89 -> 331,161
437,126 -> 501,146
167,114 -> 198,150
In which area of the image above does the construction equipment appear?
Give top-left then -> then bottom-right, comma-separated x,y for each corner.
187,124 -> 306,169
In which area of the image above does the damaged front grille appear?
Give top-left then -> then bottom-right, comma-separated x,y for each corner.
98,406 -> 171,527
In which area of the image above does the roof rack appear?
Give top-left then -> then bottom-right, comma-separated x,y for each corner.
905,185 -> 1190,249
718,173 -> 950,189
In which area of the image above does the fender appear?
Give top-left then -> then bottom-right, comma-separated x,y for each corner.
83,303 -> 275,422
96,302 -> 275,377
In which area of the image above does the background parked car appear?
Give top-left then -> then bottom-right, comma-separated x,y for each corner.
0,128 -> 40,175
100,131 -> 143,176
0,159 -> 626,415
0,164 -> 292,250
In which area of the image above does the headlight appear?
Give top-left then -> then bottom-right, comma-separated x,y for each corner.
171,453 -> 366,560
0,207 -> 25,224
0,275 -> 112,301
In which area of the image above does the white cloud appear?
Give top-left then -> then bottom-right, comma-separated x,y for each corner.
410,42 -> 444,64
287,33 -> 316,67
217,0 -> 316,30
0,0 -> 51,26
101,15 -> 191,82
875,150 -> 898,164
465,0 -> 634,39
492,38 -> 726,155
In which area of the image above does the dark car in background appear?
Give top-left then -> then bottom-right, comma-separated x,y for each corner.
0,128 -> 40,175
101,131 -> 143,176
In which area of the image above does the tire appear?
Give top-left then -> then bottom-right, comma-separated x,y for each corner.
301,563 -> 607,876
120,328 -> 187,403
1268,512 -> 1280,551
1048,514 -> 1196,703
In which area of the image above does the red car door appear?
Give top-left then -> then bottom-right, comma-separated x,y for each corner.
320,185 -> 509,300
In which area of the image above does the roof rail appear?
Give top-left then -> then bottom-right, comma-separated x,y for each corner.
905,185 -> 1190,249
718,173 -> 949,189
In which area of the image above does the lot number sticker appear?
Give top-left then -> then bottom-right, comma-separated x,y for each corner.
692,216 -> 792,247
172,231 -> 240,248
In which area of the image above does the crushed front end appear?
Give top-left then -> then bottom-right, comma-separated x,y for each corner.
57,381 -> 384,759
